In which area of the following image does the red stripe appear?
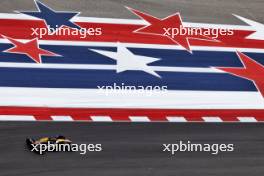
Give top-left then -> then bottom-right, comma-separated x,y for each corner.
0,19 -> 263,49
254,117 -> 264,121
0,106 -> 263,121
34,115 -> 52,121
70,115 -> 91,121
218,115 -> 239,122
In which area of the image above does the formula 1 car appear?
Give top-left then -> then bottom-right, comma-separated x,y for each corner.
26,135 -> 72,154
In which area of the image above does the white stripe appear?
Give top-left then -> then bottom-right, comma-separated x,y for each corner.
202,117 -> 223,122
0,87 -> 263,109
0,39 -> 263,53
0,115 -> 35,121
90,116 -> 112,122
0,13 -> 41,20
0,13 -> 252,30
166,116 -> 187,122
51,116 -> 73,121
129,116 -> 150,122
0,62 -> 224,74
237,117 -> 257,122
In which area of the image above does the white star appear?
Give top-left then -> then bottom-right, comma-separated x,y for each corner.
90,44 -> 161,78
233,14 -> 264,40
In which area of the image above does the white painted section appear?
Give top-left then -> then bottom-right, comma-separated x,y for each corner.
51,116 -> 73,121
0,62 -> 224,74
202,117 -> 223,122
233,14 -> 264,40
90,45 -> 161,78
129,116 -> 150,122
0,115 -> 35,121
0,87 -> 263,109
237,117 -> 257,122
166,116 -> 187,122
90,116 -> 112,122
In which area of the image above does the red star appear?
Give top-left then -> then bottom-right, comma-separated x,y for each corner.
216,51 -> 264,97
126,7 -> 211,53
3,36 -> 59,63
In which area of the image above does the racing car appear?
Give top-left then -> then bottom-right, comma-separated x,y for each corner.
26,135 -> 72,154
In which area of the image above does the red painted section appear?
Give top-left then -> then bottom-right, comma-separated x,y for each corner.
0,19 -> 262,49
0,106 -> 263,121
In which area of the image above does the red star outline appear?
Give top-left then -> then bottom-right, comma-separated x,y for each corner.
216,51 -> 264,98
2,35 -> 60,63
126,6 -> 215,53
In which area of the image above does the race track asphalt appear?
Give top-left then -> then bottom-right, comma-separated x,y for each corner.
0,0 -> 263,24
0,0 -> 264,175
0,123 -> 264,176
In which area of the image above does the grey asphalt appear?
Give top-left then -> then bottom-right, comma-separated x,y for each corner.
0,123 -> 264,176
0,0 -> 264,176
0,0 -> 263,24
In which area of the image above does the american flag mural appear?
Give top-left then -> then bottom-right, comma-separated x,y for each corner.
0,0 -> 264,122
